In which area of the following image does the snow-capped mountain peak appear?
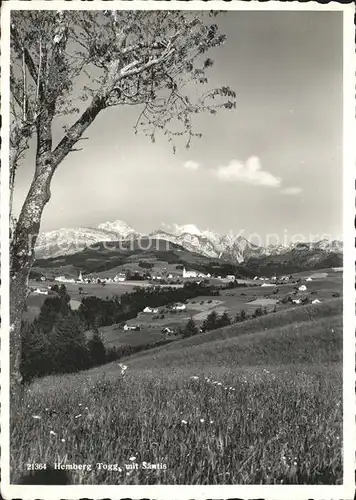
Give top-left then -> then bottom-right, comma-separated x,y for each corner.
35,219 -> 343,262
97,220 -> 138,238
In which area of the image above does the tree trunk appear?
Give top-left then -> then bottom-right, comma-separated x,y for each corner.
10,166 -> 54,391
9,96 -> 107,390
10,103 -> 55,390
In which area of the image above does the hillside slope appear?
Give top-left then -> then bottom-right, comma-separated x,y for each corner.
127,314 -> 341,370
124,299 -> 342,364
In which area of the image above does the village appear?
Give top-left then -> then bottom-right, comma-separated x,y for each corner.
29,264 -> 342,342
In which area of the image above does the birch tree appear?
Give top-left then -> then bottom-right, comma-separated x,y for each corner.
9,9 -> 236,389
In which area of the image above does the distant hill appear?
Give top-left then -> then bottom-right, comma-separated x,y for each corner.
32,238 -> 241,279
32,237 -> 342,281
243,245 -> 342,277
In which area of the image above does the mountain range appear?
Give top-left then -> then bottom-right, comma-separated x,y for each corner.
35,220 -> 343,262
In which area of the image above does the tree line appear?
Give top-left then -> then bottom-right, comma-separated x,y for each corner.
20,281 -> 221,382
180,305 -> 276,338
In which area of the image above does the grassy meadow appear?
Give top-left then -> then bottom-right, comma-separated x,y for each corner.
11,299 -> 343,485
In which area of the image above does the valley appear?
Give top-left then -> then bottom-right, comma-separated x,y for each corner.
15,246 -> 344,485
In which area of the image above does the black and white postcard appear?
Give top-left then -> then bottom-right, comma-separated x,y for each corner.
1,1 -> 355,499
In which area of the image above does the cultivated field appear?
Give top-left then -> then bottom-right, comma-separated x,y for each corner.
31,269 -> 342,350
11,298 -> 343,485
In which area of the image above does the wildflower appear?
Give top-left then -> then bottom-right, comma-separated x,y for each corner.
49,430 -> 56,436
181,420 -> 188,425
75,414 -> 82,419
32,415 -> 41,420
217,382 -> 222,386
118,467 -> 122,472
61,438 -> 66,442
78,403 -> 82,407
129,456 -> 136,461
293,461 -> 298,466
85,407 -> 88,410
200,419 -> 205,423
210,420 -> 214,424
190,376 -> 199,380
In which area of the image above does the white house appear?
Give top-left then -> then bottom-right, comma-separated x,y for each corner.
54,275 -> 66,283
183,267 -> 198,279
123,324 -> 138,331
143,306 -> 159,314
312,299 -> 321,304
114,273 -> 126,282
261,283 -> 276,287
162,327 -> 174,336
306,277 -> 313,282
54,276 -> 75,284
292,299 -> 301,304
168,274 -> 173,279
172,303 -> 187,311
298,285 -> 307,291
226,275 -> 236,281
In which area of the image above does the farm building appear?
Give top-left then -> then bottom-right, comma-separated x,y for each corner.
162,327 -> 175,336
226,275 -> 236,281
306,277 -> 313,282
183,267 -> 198,279
172,303 -> 187,311
113,273 -> 126,282
123,324 -> 139,331
312,299 -> 321,304
55,275 -> 75,284
33,288 -> 48,295
143,306 -> 159,314
298,285 -> 307,291
292,299 -> 301,304
261,283 -> 276,287
332,267 -> 343,272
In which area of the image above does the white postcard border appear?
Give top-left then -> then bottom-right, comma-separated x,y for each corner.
1,2 -> 355,499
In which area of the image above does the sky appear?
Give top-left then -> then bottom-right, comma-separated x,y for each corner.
13,10 -> 343,245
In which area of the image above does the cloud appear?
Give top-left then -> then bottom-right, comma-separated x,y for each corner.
183,160 -> 200,171
280,187 -> 303,195
213,157 -> 281,187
